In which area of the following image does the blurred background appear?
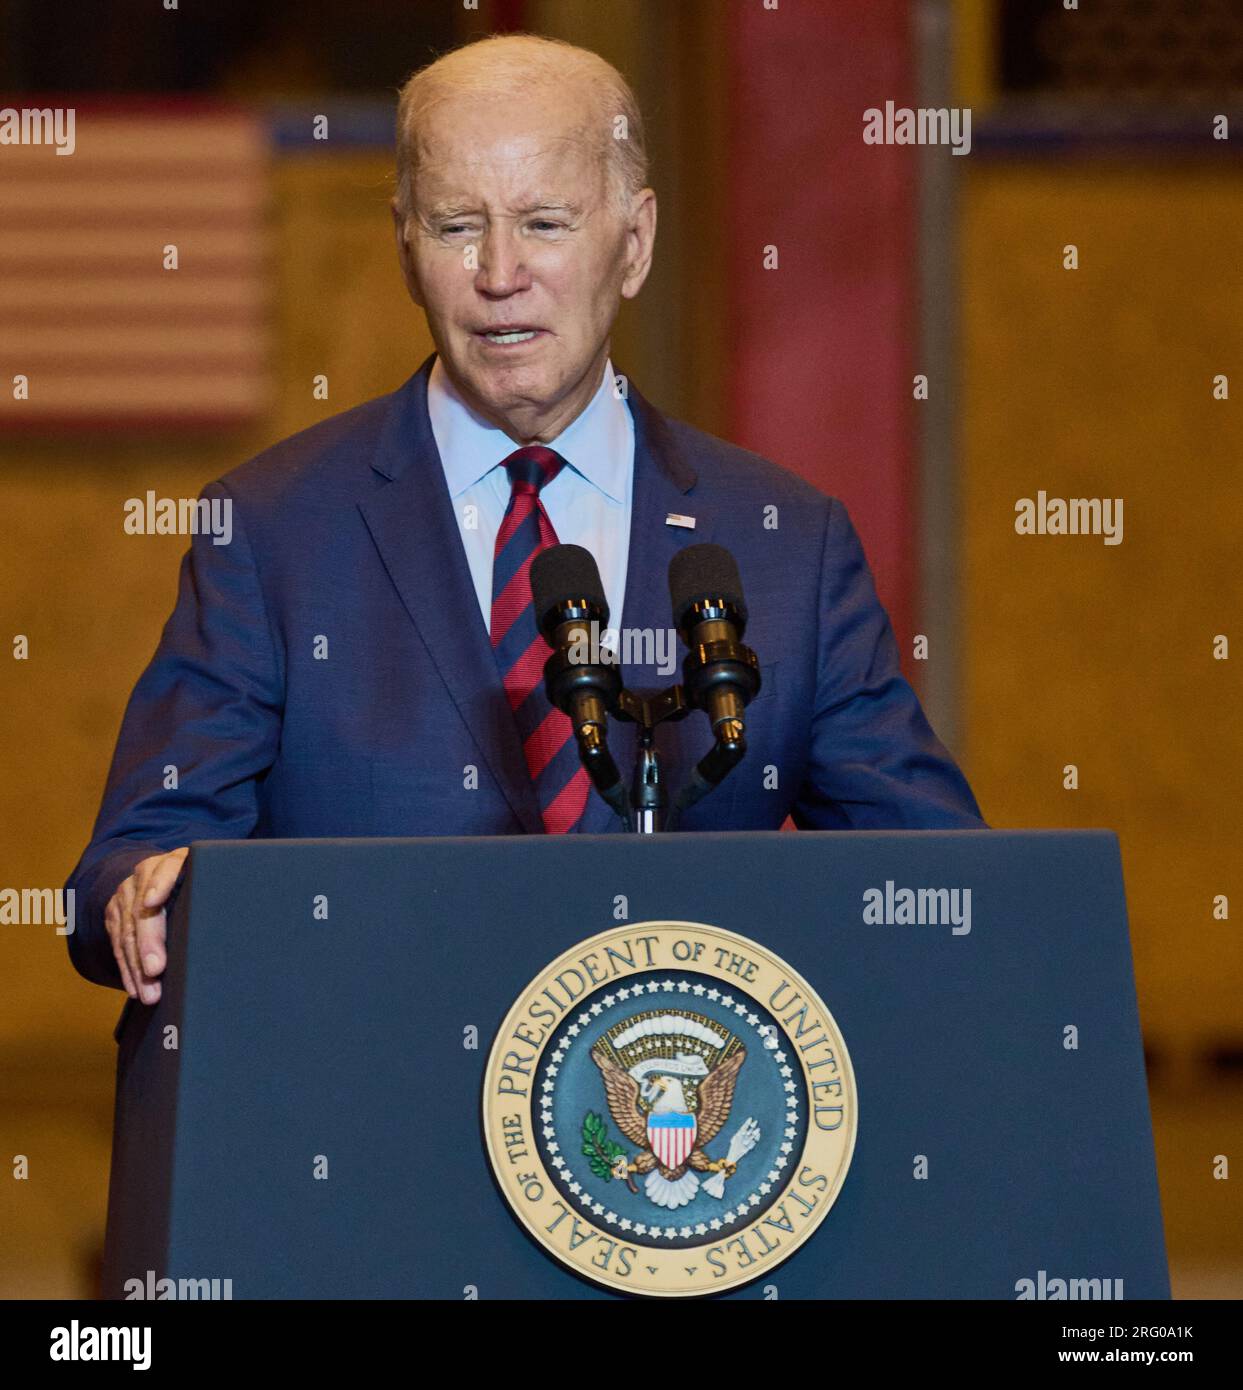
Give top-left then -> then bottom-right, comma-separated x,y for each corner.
0,0 -> 1239,1297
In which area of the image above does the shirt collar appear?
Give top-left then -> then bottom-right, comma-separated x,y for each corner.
427,354 -> 631,503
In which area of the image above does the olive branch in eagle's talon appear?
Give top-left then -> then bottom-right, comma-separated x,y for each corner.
581,1111 -> 639,1193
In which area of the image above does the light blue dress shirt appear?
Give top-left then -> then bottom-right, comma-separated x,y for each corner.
427,354 -> 635,637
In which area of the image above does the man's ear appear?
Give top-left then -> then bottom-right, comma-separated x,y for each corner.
391,200 -> 425,309
619,188 -> 657,302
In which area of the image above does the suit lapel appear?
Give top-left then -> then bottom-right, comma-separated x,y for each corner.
359,358 -> 706,837
358,356 -> 544,833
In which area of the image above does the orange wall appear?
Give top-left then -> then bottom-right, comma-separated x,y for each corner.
959,161 -> 1242,1047
0,152 -> 434,1298
958,160 -> 1243,1294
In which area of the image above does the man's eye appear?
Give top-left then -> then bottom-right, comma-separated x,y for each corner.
530,220 -> 565,232
441,224 -> 477,236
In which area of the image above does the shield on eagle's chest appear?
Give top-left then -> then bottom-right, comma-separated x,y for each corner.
647,1113 -> 697,1169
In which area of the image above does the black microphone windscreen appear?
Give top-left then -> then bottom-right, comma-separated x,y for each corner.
668,544 -> 747,629
531,544 -> 609,631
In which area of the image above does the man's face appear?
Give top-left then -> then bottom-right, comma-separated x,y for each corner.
395,88 -> 654,440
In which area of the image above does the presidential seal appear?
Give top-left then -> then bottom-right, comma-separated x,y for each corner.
483,921 -> 857,1296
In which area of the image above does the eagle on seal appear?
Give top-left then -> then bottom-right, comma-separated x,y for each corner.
591,1044 -> 749,1210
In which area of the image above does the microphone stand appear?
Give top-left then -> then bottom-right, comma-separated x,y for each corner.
558,635 -> 758,835
614,687 -> 690,834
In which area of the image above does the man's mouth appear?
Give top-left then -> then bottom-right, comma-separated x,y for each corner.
476,326 -> 545,346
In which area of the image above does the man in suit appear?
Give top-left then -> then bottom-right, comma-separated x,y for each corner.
66,34 -> 983,999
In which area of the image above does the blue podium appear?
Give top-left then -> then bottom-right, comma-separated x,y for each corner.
101,830 -> 1168,1299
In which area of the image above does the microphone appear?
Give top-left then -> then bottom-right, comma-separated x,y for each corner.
530,545 -> 628,824
664,544 -> 761,828
668,544 -> 762,734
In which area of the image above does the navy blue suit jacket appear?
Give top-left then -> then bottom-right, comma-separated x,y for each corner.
66,355 -> 983,986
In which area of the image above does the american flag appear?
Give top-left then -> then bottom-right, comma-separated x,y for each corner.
0,102 -> 271,429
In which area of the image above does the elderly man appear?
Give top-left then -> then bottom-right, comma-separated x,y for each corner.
66,34 -> 983,1001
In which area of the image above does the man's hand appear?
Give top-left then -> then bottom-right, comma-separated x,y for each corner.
104,848 -> 189,1003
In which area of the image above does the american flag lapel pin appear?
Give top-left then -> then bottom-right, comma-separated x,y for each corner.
665,513 -> 696,529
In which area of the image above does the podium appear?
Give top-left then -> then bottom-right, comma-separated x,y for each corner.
101,830 -> 1168,1299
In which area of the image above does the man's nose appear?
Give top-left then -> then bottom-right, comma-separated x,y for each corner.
474,225 -> 530,296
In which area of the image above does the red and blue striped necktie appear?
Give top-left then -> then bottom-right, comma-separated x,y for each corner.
490,445 -> 591,833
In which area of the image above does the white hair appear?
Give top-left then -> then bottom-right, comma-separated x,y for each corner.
394,33 -> 648,226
